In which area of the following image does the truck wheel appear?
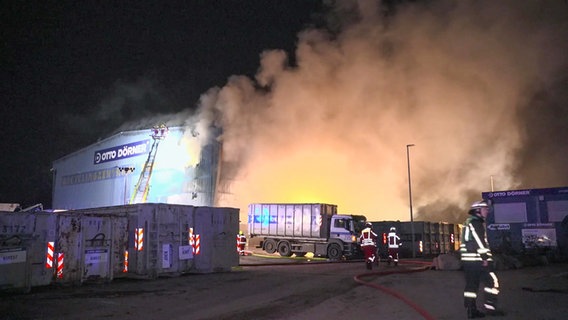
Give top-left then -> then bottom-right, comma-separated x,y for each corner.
277,241 -> 293,257
264,239 -> 277,254
327,243 -> 342,260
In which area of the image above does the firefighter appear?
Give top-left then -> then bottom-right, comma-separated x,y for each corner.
359,222 -> 378,270
460,200 -> 505,318
387,226 -> 401,266
237,231 -> 247,256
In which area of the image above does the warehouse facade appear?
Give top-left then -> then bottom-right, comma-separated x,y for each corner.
52,126 -> 221,210
482,186 -> 568,259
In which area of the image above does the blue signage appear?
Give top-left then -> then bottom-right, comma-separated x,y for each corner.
253,207 -> 277,225
94,140 -> 150,164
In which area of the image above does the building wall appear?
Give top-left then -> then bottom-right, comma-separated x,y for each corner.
52,127 -> 219,210
483,187 -> 568,256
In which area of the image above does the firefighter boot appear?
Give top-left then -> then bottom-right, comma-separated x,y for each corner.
485,309 -> 505,317
366,261 -> 372,270
484,302 -> 505,316
467,307 -> 485,319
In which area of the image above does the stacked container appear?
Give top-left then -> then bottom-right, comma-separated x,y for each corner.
55,209 -> 128,285
1,203 -> 239,293
0,212 -> 57,292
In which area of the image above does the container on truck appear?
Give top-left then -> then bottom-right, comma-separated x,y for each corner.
248,203 -> 366,260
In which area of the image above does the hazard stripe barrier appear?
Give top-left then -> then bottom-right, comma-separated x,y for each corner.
46,242 -> 54,269
194,234 -> 200,255
135,228 -> 144,251
57,253 -> 64,279
188,228 -> 200,255
123,250 -> 129,273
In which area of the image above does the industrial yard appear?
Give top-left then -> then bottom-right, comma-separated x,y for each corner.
2,251 -> 567,320
4,2 -> 568,319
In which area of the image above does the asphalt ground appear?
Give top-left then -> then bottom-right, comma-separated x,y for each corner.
2,249 -> 567,320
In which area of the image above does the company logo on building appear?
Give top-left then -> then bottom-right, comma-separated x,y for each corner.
487,224 -> 511,231
94,140 -> 150,164
487,190 -> 531,198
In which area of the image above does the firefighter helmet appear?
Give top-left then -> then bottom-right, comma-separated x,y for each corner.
390,227 -> 396,232
469,200 -> 489,215
365,222 -> 372,227
239,230 -> 243,235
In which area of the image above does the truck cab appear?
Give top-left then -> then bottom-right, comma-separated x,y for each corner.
329,214 -> 367,258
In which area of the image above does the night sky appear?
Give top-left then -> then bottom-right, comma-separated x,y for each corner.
2,1 -> 568,221
2,1 -> 323,208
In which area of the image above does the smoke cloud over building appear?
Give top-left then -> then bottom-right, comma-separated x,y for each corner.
62,1 -> 568,223
196,0 -> 568,223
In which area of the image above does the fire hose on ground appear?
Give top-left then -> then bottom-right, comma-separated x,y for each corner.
353,260 -> 436,320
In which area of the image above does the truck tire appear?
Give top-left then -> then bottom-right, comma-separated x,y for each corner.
277,241 -> 293,257
264,239 -> 277,254
327,243 -> 342,260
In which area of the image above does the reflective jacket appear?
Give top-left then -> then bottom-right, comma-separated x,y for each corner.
388,232 -> 401,249
237,234 -> 246,245
460,215 -> 492,263
360,227 -> 377,247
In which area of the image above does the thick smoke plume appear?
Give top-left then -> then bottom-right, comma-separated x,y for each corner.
198,0 -> 568,223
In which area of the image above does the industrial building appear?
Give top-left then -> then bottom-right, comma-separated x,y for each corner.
52,125 -> 221,210
483,186 -> 568,259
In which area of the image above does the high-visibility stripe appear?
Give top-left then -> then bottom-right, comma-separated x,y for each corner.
462,256 -> 483,261
46,242 -> 54,269
484,287 -> 499,295
489,272 -> 499,288
464,292 -> 477,298
57,253 -> 64,279
464,226 -> 471,241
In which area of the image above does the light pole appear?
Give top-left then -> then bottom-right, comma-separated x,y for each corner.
406,144 -> 416,258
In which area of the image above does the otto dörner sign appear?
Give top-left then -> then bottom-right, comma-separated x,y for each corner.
93,140 -> 150,164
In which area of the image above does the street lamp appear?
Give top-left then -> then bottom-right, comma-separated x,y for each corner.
406,144 -> 416,258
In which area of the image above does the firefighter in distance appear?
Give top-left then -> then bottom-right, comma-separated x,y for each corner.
359,222 -> 378,270
237,231 -> 247,256
387,226 -> 401,266
460,200 -> 505,318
